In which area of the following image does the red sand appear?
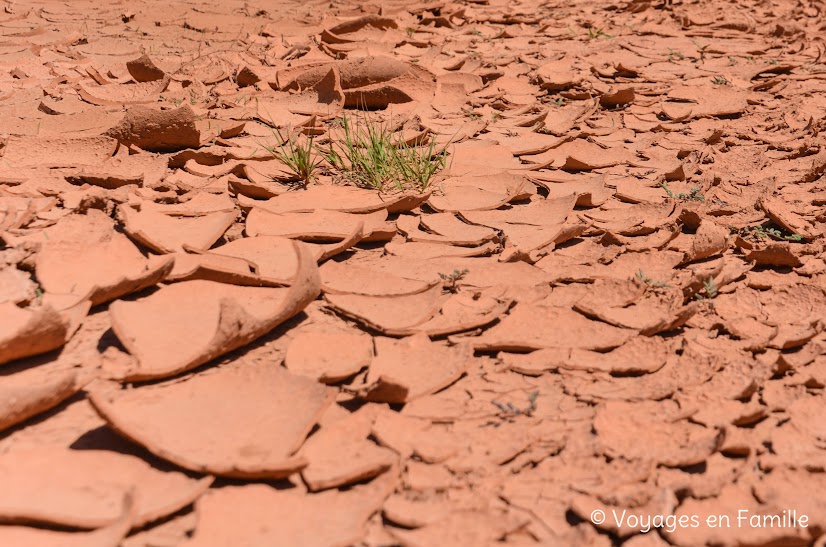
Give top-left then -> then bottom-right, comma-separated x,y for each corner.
2,0 -> 826,545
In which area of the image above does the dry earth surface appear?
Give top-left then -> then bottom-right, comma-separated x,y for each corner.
2,0 -> 826,545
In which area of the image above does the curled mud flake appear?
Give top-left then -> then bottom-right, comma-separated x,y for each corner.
528,173 -> 613,207
753,466 -> 826,532
371,409 -> 462,463
656,453 -> 747,501
506,335 -> 672,375
103,106 -> 200,152
321,15 -> 400,44
0,364 -> 80,433
107,241 -> 320,380
384,239 -> 499,260
459,194 -> 578,260
446,141 -> 524,176
564,343 -> 722,402
0,491 -> 134,547
324,283 -> 446,334
766,422 -> 826,471
0,267 -> 35,305
77,76 -> 170,106
0,447 -> 211,529
0,300 -> 90,366
526,139 -> 635,171
90,362 -> 335,478
570,489 -> 677,538
744,243 -> 804,267
396,214 -> 496,246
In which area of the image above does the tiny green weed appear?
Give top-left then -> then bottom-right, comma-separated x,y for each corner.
634,270 -> 668,288
695,277 -> 718,303
660,182 -> 705,201
586,27 -> 613,39
439,268 -> 469,293
265,129 -> 321,186
740,225 -> 803,242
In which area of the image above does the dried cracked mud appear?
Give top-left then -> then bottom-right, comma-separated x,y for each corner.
1,0 -> 826,545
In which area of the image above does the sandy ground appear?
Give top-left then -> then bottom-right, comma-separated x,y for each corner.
2,0 -> 826,545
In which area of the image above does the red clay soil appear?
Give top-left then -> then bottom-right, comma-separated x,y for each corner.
1,0 -> 826,545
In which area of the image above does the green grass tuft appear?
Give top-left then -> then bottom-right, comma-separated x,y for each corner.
324,112 -> 448,193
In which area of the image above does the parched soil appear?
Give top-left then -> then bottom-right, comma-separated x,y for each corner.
1,0 -> 826,545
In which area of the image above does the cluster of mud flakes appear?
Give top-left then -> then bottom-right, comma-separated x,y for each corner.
2,0 -> 826,545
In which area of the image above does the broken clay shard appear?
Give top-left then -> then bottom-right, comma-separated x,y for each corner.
108,240 -> 320,381
0,447 -> 211,529
90,363 -> 336,478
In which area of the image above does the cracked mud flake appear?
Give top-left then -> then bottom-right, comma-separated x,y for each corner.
662,85 -> 748,120
384,238 -> 499,260
574,280 -> 698,335
427,172 -> 533,212
0,364 -> 80,432
462,303 -> 632,351
106,241 -> 319,380
396,214 -> 496,246
33,210 -> 173,305
562,340 -> 724,402
252,185 -> 430,214
324,283 -> 444,333
0,447 -> 211,529
501,335 -> 673,376
3,0 -> 826,543
246,207 -> 394,242
299,405 -> 397,491
528,172 -> 613,207
285,330 -> 372,383
320,260 -> 439,296
390,509 -> 528,547
256,67 -> 344,127
90,361 -> 336,478
354,334 -> 472,403
671,484 -> 811,547
181,469 -> 396,547
0,298 -> 90,366
594,400 -> 723,467
0,492 -> 133,547
460,194 -> 579,258
1,136 -> 118,168
120,206 -> 236,254
371,409 -> 462,463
